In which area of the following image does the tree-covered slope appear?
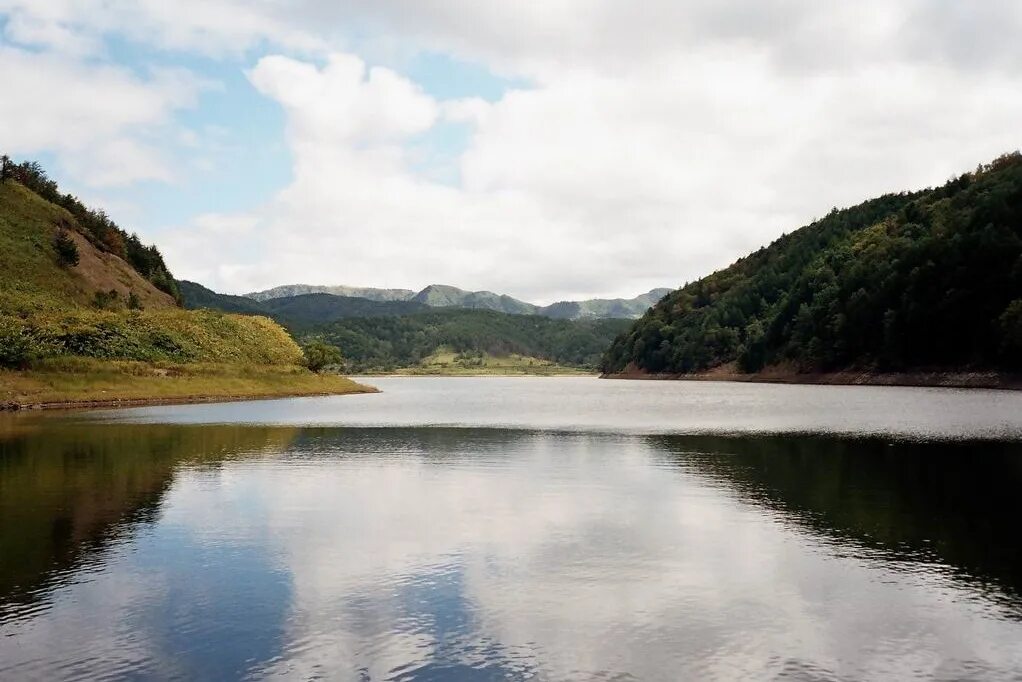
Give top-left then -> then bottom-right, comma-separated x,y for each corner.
309,308 -> 632,372
179,281 -> 269,315
602,152 -> 1022,375
262,293 -> 428,327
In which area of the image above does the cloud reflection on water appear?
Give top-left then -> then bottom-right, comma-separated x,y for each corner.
2,424 -> 1022,680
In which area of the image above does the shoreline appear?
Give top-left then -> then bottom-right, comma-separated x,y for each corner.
1,387 -> 379,412
601,368 -> 1022,391
1,361 -> 379,412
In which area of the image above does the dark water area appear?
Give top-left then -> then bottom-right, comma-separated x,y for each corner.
2,378 -> 1022,680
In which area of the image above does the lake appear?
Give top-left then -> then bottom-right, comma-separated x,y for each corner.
2,377 -> 1022,680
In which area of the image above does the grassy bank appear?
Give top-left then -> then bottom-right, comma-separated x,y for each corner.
1,358 -> 377,409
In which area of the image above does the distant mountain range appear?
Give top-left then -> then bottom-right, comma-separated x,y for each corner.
246,284 -> 417,302
179,282 -> 428,328
241,283 -> 671,320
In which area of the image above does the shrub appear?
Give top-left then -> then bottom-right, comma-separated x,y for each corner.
302,340 -> 344,372
53,229 -> 80,267
93,289 -> 120,310
0,316 -> 35,368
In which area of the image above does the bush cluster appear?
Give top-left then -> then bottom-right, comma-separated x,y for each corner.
0,310 -> 304,369
301,340 -> 344,372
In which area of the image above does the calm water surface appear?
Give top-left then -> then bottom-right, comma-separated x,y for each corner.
2,377 -> 1022,680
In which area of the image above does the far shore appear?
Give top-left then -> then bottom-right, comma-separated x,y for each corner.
355,370 -> 597,378
601,366 -> 1022,391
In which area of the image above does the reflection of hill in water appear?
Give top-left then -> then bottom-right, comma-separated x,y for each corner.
0,422 -> 546,616
648,433 -> 1022,603
0,419 -> 298,614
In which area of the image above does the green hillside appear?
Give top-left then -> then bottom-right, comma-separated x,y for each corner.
309,308 -> 631,372
261,293 -> 428,326
178,280 -> 269,316
0,158 -> 371,406
1,159 -> 180,308
602,152 -> 1022,376
0,181 -> 178,314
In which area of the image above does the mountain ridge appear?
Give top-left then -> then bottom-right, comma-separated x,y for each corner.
241,282 -> 670,320
246,284 -> 417,302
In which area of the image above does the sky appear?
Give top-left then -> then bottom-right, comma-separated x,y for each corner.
1,2 -> 1021,303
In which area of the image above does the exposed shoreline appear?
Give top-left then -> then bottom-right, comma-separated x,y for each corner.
601,367 -> 1022,391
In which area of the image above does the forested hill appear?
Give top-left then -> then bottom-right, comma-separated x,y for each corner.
311,309 -> 631,372
602,152 -> 1022,376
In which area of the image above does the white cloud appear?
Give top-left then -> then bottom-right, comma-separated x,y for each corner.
161,432 -> 1022,679
0,0 -> 325,57
1,7 -> 100,56
0,45 -> 201,187
248,54 -> 438,145
167,38 -> 1022,301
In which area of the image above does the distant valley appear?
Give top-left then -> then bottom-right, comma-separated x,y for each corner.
180,281 -> 640,372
